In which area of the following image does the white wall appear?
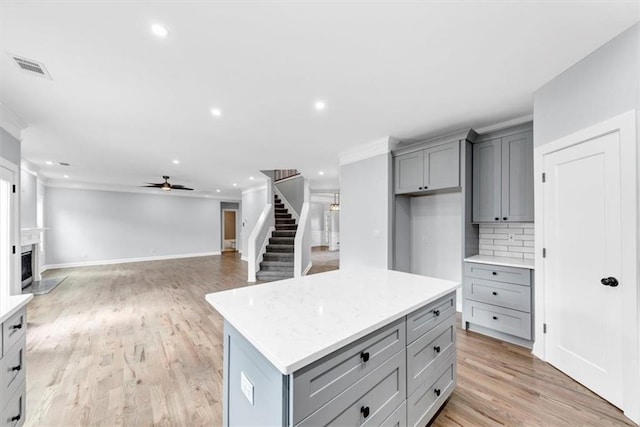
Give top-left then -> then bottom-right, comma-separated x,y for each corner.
340,153 -> 392,269
240,185 -> 268,260
20,169 -> 36,229
309,202 -> 328,246
0,127 -> 20,166
44,187 -> 221,267
275,176 -> 304,216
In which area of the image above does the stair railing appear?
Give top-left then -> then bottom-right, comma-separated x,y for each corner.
248,178 -> 275,283
294,178 -> 312,277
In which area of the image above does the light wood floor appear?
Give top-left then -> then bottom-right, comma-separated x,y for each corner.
25,253 -> 633,426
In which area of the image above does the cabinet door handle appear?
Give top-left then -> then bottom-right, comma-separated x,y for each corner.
434,388 -> 441,397
360,351 -> 370,363
10,364 -> 21,372
601,277 -> 619,287
10,322 -> 22,330
492,316 -> 498,320
433,309 -> 440,317
492,272 -> 497,276
360,406 -> 370,418
492,291 -> 498,296
418,187 -> 422,190
494,217 -> 499,221
503,217 -> 508,221
434,345 -> 441,353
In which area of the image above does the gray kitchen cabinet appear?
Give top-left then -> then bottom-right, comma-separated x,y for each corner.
472,129 -> 533,222
462,262 -> 534,346
395,141 -> 460,195
1,307 -> 26,427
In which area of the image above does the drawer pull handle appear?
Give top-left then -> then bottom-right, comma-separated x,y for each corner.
492,291 -> 498,296
418,187 -> 423,190
10,365 -> 21,372
492,272 -> 497,276
433,309 -> 440,317
360,406 -> 370,418
503,217 -> 508,221
10,322 -> 22,330
360,351 -> 370,363
494,217 -> 499,221
434,345 -> 441,353
10,414 -> 21,422
434,388 -> 441,397
492,316 -> 498,320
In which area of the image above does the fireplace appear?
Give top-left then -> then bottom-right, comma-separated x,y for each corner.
22,249 -> 33,288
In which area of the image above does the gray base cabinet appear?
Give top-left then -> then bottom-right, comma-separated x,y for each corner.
223,292 -> 457,426
462,262 -> 534,347
1,308 -> 26,427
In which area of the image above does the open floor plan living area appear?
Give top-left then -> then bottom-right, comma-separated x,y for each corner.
1,2 -> 639,426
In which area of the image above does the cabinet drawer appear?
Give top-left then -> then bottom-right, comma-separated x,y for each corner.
2,380 -> 25,427
292,318 -> 406,424
380,401 -> 407,427
2,309 -> 26,358
407,315 -> 455,396
1,338 -> 25,407
464,300 -> 531,339
407,352 -> 456,427
406,292 -> 456,344
297,350 -> 406,427
463,278 -> 531,312
464,263 -> 530,286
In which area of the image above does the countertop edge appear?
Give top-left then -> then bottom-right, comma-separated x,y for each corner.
464,255 -> 535,270
0,294 -> 33,324
208,284 -> 460,375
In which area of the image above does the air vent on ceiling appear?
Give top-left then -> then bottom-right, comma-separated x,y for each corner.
10,54 -> 52,80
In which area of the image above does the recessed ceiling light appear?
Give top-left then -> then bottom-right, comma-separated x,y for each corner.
63,175 -> 69,179
151,24 -> 169,38
315,101 -> 326,111
318,171 -> 325,175
249,176 -> 254,180
211,108 -> 222,117
232,183 -> 237,187
216,189 -> 221,193
173,159 -> 180,164
45,161 -> 53,165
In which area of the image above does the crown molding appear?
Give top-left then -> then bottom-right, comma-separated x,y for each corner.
20,160 -> 39,176
475,114 -> 533,135
339,136 -> 398,166
0,103 -> 27,141
43,179 -> 241,200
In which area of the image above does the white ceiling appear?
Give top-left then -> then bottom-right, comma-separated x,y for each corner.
1,1 -> 638,199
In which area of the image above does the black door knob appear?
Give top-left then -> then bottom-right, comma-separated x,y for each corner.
434,345 -> 441,353
360,351 -> 370,363
361,406 -> 370,418
434,388 -> 441,397
601,277 -> 619,287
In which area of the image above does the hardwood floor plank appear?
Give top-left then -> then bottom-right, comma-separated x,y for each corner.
24,253 -> 633,426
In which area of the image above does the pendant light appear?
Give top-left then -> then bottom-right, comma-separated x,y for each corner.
329,193 -> 340,211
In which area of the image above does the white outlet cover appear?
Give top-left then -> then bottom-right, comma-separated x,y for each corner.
240,371 -> 254,405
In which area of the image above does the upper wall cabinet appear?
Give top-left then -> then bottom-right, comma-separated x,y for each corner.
472,130 -> 533,222
395,141 -> 460,195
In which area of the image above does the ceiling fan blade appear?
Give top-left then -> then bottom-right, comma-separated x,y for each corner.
142,184 -> 163,188
173,187 -> 194,191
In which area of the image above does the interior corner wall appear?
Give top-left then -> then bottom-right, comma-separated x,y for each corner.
44,187 -> 221,266
20,169 -> 36,229
310,202 -> 328,246
0,127 -> 20,165
340,153 -> 392,269
240,185 -> 268,259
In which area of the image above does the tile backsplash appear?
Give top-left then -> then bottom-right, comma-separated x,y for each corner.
478,223 -> 535,260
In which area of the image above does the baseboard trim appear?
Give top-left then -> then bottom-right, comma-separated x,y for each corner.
303,261 -> 312,276
42,251 -> 222,270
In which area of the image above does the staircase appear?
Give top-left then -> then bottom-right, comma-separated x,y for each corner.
256,195 -> 297,282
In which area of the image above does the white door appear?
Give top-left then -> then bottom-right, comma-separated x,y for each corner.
543,131 -> 623,408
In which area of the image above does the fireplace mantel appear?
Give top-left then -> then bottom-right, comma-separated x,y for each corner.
21,227 -> 46,246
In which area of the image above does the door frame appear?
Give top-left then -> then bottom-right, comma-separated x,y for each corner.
533,110 -> 638,423
0,157 -> 20,296
221,209 -> 238,252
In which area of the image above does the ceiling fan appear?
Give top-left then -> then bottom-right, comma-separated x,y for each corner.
142,176 -> 193,191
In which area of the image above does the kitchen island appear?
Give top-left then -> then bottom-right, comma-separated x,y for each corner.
206,268 -> 460,426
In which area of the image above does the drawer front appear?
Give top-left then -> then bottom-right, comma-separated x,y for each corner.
407,292 -> 456,344
380,401 -> 407,427
1,338 -> 26,405
407,353 -> 456,427
464,263 -> 530,286
2,380 -> 25,427
464,300 -> 531,339
297,350 -> 406,427
407,315 -> 455,396
293,318 -> 406,424
2,309 -> 26,358
463,277 -> 531,312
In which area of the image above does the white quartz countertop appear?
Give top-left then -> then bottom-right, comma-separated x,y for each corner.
0,294 -> 33,324
206,268 -> 460,375
465,255 -> 535,270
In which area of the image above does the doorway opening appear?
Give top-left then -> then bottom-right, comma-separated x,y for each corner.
222,209 -> 238,252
